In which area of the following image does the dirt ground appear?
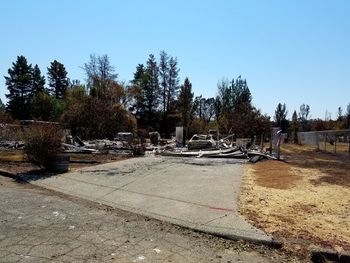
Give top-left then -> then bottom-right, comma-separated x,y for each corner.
239,143 -> 350,256
0,149 -> 129,175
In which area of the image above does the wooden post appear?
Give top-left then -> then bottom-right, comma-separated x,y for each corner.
334,135 -> 337,154
324,133 -> 327,152
269,131 -> 272,155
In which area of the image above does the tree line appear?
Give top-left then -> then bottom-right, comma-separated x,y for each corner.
273,102 -> 350,143
1,53 -> 349,140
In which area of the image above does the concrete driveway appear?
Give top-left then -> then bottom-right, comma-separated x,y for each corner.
20,156 -> 273,245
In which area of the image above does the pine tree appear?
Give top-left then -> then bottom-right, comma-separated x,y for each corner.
0,98 -> 5,112
274,103 -> 289,132
144,54 -> 160,115
217,79 -> 230,117
47,60 -> 69,99
231,76 -> 251,109
346,103 -> 350,128
129,64 -> 147,117
159,51 -> 169,116
178,78 -> 194,134
337,107 -> 343,121
274,103 -> 287,126
291,110 -> 299,143
213,96 -> 222,121
167,56 -> 179,113
31,64 -> 46,94
5,55 -> 33,119
29,91 -> 55,121
216,75 -> 269,137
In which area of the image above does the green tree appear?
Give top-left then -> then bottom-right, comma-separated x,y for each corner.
157,51 -> 180,136
193,95 -> 203,119
216,75 -> 269,137
29,91 -> 55,121
337,107 -> 343,121
167,56 -> 179,113
217,76 -> 251,119
191,96 -> 216,134
213,96 -> 222,121
47,60 -> 69,99
178,78 -> 194,138
129,64 -> 147,118
5,55 -> 33,119
274,103 -> 289,132
158,51 -> 180,116
144,54 -> 160,124
159,51 -> 169,116
0,98 -> 5,112
291,110 -> 299,143
217,79 -> 230,116
31,64 -> 46,95
274,103 -> 287,125
0,98 -> 12,123
65,84 -> 87,107
230,76 -> 251,109
346,103 -> 350,128
225,102 -> 270,138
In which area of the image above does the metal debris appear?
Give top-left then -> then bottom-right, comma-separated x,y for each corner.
154,133 -> 279,162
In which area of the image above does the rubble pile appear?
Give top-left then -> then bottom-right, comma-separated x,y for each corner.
154,133 -> 278,162
63,132 -> 144,156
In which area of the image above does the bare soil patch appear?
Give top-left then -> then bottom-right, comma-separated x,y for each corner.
239,144 -> 350,256
253,160 -> 301,189
0,149 -> 129,175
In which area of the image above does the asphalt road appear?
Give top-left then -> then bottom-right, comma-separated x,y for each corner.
0,176 -> 297,262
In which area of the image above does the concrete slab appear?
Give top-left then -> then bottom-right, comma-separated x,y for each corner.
99,189 -> 223,224
22,156 -> 275,245
122,163 -> 238,208
21,175 -> 114,202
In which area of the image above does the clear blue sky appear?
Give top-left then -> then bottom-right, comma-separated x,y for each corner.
1,0 -> 349,119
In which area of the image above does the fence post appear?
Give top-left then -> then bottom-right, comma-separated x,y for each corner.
269,132 -> 272,155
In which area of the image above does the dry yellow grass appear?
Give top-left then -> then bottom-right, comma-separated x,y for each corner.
0,150 -> 23,162
239,144 -> 350,255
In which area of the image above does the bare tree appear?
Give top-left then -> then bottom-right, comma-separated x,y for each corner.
82,54 -> 118,100
299,103 -> 310,131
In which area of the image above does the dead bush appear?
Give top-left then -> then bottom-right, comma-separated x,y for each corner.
24,124 -> 63,169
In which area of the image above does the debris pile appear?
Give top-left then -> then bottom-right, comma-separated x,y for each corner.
63,132 -> 145,156
188,134 -> 216,150
153,134 -> 278,162
0,123 -> 25,149
0,140 -> 24,149
1,121 -> 279,163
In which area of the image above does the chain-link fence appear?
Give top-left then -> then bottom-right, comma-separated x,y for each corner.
298,130 -> 350,154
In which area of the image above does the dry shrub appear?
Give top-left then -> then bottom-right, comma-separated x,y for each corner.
24,124 -> 63,168
61,97 -> 137,139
